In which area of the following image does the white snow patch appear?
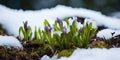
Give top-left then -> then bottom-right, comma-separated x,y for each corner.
97,29 -> 120,39
41,48 -> 120,60
0,35 -> 23,48
110,12 -> 120,18
41,55 -> 58,60
84,18 -> 97,28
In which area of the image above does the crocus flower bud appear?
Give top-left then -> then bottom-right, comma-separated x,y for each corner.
23,21 -> 28,31
57,17 -> 61,24
49,27 -> 52,32
72,17 -> 77,22
79,27 -> 83,33
63,26 -> 67,34
45,25 -> 49,32
45,25 -> 52,33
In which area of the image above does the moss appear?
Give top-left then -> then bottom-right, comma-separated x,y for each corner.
89,39 -> 108,48
0,46 -> 7,59
58,49 -> 74,58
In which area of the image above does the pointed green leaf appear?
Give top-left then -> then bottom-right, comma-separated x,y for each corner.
44,19 -> 50,27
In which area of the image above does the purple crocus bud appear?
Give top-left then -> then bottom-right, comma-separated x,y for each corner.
45,25 -> 52,33
79,27 -> 83,33
23,21 -> 28,31
24,21 -> 28,27
63,26 -> 67,34
45,25 -> 49,32
72,17 -> 77,22
57,17 -> 61,24
49,27 -> 52,32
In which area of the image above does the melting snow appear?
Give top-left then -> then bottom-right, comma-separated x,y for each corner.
110,12 -> 120,18
97,29 -> 120,39
0,35 -> 23,48
41,48 -> 120,60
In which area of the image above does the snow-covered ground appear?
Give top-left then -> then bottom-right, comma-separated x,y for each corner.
0,35 -> 23,48
0,4 -> 120,60
110,12 -> 120,18
41,48 -> 120,60
97,29 -> 120,39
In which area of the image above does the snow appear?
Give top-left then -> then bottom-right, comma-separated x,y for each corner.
0,4 -> 120,39
97,29 -> 120,39
41,55 -> 57,60
41,48 -> 120,60
110,12 -> 120,18
0,35 -> 23,48
84,18 -> 97,28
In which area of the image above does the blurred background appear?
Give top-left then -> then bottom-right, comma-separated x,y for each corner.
0,0 -> 120,15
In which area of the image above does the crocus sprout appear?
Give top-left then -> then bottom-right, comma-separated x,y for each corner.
79,26 -> 83,33
72,17 -> 77,22
57,17 -> 62,24
23,21 -> 28,31
63,26 -> 67,34
45,25 -> 52,33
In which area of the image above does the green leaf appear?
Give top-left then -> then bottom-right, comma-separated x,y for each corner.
90,28 -> 97,38
29,32 -> 32,40
88,22 -> 92,29
65,18 -> 69,26
34,27 -> 39,40
59,21 -> 63,31
54,21 -> 60,31
19,26 -> 23,35
19,26 -> 28,40
44,19 -> 50,27
27,26 -> 32,34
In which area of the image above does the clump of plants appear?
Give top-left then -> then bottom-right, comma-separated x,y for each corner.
18,17 -> 97,57
1,17 -> 120,60
89,39 -> 108,48
18,21 -> 32,41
